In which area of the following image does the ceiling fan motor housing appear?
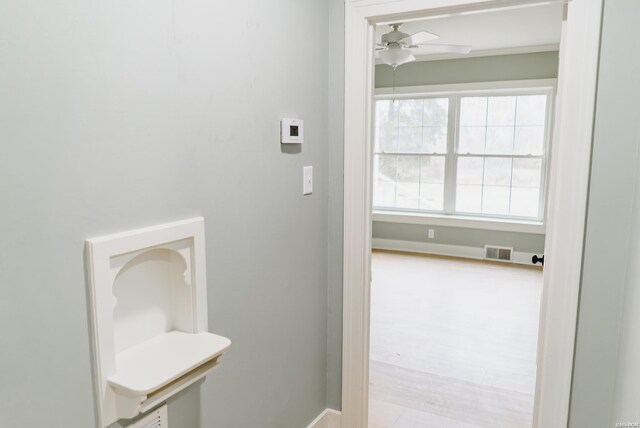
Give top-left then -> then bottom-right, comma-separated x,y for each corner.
381,29 -> 410,46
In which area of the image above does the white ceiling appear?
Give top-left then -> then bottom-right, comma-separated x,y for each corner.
375,3 -> 563,61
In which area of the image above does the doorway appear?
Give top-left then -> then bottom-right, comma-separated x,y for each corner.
368,6 -> 556,425
341,1 -> 603,427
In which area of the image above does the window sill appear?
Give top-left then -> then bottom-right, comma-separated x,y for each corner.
372,210 -> 545,234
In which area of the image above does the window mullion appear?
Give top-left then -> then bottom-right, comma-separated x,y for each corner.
443,95 -> 459,215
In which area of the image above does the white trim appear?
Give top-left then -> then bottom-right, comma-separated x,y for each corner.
372,238 -> 539,266
533,1 -> 603,425
512,249 -> 540,265
444,95 -> 459,213
375,78 -> 557,96
408,43 -> 560,62
374,238 -> 483,259
306,409 -> 342,428
343,1 -> 602,428
373,210 -> 545,234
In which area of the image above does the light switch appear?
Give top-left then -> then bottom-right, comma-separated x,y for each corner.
303,166 -> 313,195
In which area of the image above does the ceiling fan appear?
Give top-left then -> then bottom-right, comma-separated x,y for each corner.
377,23 -> 473,68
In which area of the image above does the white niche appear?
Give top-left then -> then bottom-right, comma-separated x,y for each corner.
86,217 -> 230,427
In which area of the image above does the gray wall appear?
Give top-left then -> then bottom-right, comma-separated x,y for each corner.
327,0 -> 345,411
374,222 -> 544,254
611,137 -> 640,423
373,52 -> 558,253
375,51 -> 559,88
569,1 -> 640,426
0,1 -> 330,427
7,1 -> 639,425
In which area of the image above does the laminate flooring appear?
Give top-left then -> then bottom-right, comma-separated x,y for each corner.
369,250 -> 542,428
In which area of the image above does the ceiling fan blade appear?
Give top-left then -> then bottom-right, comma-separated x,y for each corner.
417,44 -> 472,54
398,31 -> 439,46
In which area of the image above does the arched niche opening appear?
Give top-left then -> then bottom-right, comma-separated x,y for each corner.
112,248 -> 194,355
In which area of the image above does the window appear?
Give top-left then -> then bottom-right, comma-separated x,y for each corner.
373,84 -> 552,221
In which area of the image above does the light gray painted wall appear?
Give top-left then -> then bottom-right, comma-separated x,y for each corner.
611,141 -> 640,424
569,1 -> 640,426
375,51 -> 559,88
0,1 -> 330,427
327,0 -> 345,411
373,52 -> 557,253
374,222 -> 544,253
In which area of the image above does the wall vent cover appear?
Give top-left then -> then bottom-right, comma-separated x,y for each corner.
130,405 -> 168,428
484,245 -> 513,262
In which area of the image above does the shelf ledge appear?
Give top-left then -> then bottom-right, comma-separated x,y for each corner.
109,331 -> 231,396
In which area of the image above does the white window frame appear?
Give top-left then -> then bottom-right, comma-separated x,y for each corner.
373,79 -> 557,226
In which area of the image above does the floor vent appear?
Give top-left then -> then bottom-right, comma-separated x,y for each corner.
130,405 -> 168,428
484,245 -> 513,262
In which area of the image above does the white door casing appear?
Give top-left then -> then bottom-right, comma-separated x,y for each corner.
341,1 -> 603,427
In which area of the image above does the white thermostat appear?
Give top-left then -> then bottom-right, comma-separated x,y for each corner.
281,118 -> 304,144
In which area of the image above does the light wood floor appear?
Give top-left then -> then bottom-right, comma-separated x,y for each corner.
369,250 -> 542,428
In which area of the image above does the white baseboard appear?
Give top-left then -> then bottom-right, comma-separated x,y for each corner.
372,238 -> 539,267
511,250 -> 539,266
306,409 -> 342,428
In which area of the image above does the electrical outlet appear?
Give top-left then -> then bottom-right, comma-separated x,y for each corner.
428,228 -> 435,239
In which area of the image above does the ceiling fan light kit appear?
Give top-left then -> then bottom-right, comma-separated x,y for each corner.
378,47 -> 416,69
377,23 -> 473,69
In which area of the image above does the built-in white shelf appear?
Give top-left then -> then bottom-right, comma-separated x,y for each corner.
85,218 -> 231,427
109,331 -> 230,395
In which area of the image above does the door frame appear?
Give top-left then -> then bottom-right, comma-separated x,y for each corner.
341,0 -> 603,427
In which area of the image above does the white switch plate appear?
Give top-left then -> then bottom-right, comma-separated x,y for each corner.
428,229 -> 435,239
303,166 -> 313,195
